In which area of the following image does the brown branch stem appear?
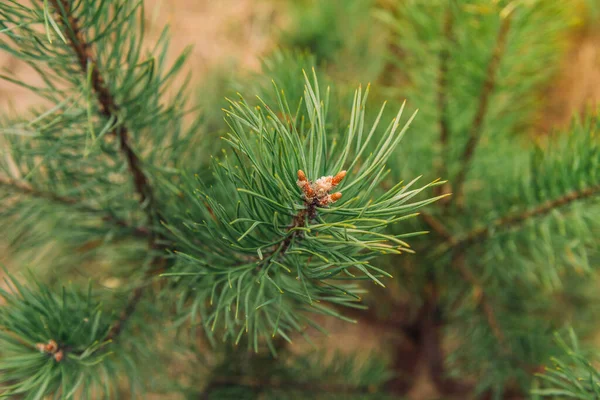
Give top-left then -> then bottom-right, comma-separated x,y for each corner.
48,0 -> 163,340
434,2 -> 454,204
440,184 -> 600,349
201,375 -> 381,399
105,286 -> 144,342
420,211 -> 453,241
451,253 -> 506,346
445,183 -> 600,254
48,0 -> 157,224
452,15 -> 512,205
0,176 -> 150,238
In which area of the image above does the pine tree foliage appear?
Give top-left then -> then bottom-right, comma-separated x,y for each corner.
365,0 -> 600,396
0,274 -> 136,399
282,0 -> 386,80
1,0 -> 600,398
0,0 -> 439,397
533,330 -> 600,399
162,71 -> 444,350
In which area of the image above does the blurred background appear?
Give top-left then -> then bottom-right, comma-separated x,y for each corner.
2,0 -> 597,122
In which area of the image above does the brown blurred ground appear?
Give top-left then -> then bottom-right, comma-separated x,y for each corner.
0,0 -> 281,111
539,30 -> 600,132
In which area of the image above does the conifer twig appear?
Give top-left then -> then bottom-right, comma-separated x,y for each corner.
0,175 -> 79,205
451,253 -> 506,345
105,286 -> 144,342
444,183 -> 600,253
434,2 -> 454,202
420,211 -> 453,241
48,0 -> 157,223
48,0 -> 163,340
0,175 -> 150,238
200,375 -> 380,398
420,280 -> 473,395
437,5 -> 452,157
452,15 -> 512,204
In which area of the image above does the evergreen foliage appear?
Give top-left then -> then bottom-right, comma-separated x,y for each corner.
1,0 -> 599,399
533,330 -> 600,400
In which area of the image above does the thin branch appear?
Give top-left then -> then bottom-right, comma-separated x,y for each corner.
420,278 -> 473,395
437,6 -> 452,155
48,0 -> 157,225
451,252 -> 506,345
0,175 -> 79,205
201,375 -> 381,399
105,286 -> 144,342
434,2 -> 454,203
444,183 -> 600,254
451,253 -> 550,381
0,175 -> 150,238
452,15 -> 512,204
420,211 -> 453,241
48,0 -> 163,340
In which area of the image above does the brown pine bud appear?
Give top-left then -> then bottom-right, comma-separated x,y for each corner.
332,170 -> 346,186
330,192 -> 342,202
297,170 -> 307,182
53,350 -> 64,362
35,343 -> 46,353
45,340 -> 58,353
305,185 -> 315,198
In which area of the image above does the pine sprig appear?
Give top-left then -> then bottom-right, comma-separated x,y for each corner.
534,330 -> 600,399
371,0 -> 596,396
0,274 -> 133,399
163,71 -> 443,349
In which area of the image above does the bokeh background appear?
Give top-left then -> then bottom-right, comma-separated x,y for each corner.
1,0 -> 598,128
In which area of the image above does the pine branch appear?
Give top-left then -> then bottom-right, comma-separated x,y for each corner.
419,280 -> 473,396
105,286 -> 144,342
0,175 -> 151,238
0,175 -> 79,206
444,183 -> 600,254
48,0 -> 165,340
452,15 -> 512,205
420,211 -> 453,241
200,375 -> 381,399
451,252 -> 506,346
48,0 -> 158,226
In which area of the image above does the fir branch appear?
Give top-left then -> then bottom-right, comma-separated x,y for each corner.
452,15 -> 512,204
0,175 -> 151,238
445,183 -> 600,253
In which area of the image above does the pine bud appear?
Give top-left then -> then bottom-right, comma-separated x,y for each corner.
45,340 -> 58,353
332,170 -> 346,186
53,350 -> 64,362
297,170 -> 307,182
35,343 -> 46,353
330,192 -> 342,202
